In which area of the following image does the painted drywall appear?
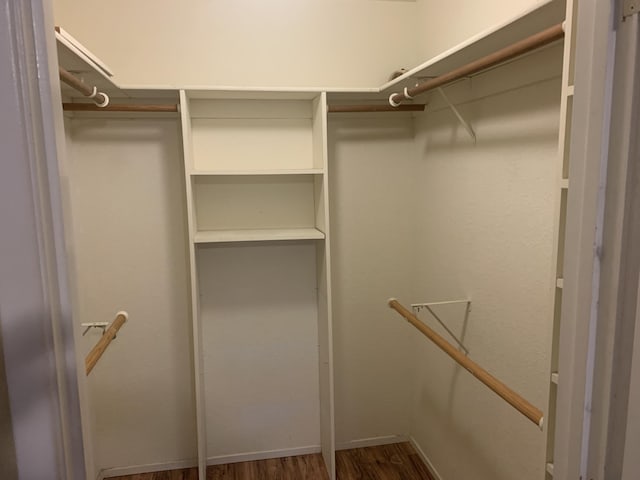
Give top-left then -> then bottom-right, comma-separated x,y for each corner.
408,45 -> 561,480
198,242 -> 322,459
63,117 -> 196,472
328,116 -> 420,447
52,0 -> 422,88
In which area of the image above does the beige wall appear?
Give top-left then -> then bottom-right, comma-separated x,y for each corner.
328,115 -> 419,446
52,0 -> 423,89
408,44 -> 562,480
53,0 -> 557,89
64,117 -> 196,473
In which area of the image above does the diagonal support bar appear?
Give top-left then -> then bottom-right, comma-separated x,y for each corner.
437,88 -> 476,143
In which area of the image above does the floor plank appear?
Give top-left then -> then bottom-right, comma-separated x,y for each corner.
106,442 -> 433,479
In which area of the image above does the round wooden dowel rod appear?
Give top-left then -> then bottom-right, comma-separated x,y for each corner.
328,104 -> 426,113
63,103 -> 179,113
59,66 -> 109,106
389,23 -> 565,106
388,298 -> 544,428
85,311 -> 128,375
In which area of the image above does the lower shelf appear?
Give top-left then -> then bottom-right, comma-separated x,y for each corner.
194,228 -> 325,243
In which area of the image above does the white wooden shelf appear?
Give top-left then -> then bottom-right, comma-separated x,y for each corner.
190,169 -> 324,176
194,228 -> 325,244
379,0 -> 564,94
551,372 -> 559,384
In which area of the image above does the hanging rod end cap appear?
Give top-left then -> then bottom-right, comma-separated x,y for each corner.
116,311 -> 129,321
388,94 -> 402,108
538,416 -> 544,430
387,297 -> 398,307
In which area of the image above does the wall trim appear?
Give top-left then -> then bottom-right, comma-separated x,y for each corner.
97,458 -> 197,480
409,436 -> 444,480
335,435 -> 408,451
207,445 -> 321,465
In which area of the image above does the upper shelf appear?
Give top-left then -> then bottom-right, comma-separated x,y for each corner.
56,27 -> 118,98
56,27 -> 176,101
378,0 -> 565,95
57,0 -> 565,104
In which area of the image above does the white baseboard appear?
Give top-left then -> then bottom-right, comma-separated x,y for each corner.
336,434 -> 409,451
97,458 -> 197,479
95,439 -> 434,479
207,445 -> 321,465
409,436 -> 443,480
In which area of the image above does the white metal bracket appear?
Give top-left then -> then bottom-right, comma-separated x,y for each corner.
81,322 -> 109,336
411,299 -> 472,354
437,87 -> 476,143
623,0 -> 640,18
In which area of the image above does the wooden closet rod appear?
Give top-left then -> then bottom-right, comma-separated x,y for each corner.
59,66 -> 109,107
389,23 -> 565,106
388,298 -> 544,428
328,104 -> 426,113
85,311 -> 128,375
63,103 -> 179,113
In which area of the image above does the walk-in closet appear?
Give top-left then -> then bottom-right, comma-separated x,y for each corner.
45,0 -> 581,478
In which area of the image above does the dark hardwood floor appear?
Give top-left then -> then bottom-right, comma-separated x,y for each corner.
336,442 -> 434,480
107,442 -> 434,480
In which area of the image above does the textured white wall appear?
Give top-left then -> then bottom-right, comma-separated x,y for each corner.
198,242 -> 322,458
408,45 -> 561,480
328,116 -> 420,446
64,118 -> 196,472
52,0 -> 422,88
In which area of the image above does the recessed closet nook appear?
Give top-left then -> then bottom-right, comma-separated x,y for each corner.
53,0 -> 576,479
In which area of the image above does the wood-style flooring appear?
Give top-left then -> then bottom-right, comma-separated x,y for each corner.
107,442 -> 434,479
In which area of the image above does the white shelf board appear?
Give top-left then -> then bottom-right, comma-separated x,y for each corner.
551,372 -> 559,384
56,30 -> 119,98
190,169 -> 324,176
380,0 -> 565,93
194,228 -> 325,244
185,89 -> 322,100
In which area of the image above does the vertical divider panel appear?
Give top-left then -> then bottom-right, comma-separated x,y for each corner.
545,0 -> 576,475
179,90 -> 207,480
315,92 -> 336,479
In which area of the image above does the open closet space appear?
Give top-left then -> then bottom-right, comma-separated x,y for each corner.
45,0 -> 578,479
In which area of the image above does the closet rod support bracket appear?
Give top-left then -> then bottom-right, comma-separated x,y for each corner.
411,299 -> 471,354
81,322 -> 109,336
437,88 -> 476,143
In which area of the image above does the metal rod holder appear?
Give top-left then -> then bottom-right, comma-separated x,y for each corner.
411,299 -> 471,354
81,322 -> 109,336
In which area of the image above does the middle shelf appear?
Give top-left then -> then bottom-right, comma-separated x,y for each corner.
191,173 -> 327,243
194,228 -> 325,244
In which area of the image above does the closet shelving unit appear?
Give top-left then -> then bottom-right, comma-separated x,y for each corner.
56,0 -> 575,477
545,0 -> 577,477
178,89 -> 335,479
